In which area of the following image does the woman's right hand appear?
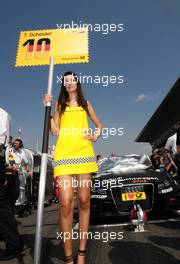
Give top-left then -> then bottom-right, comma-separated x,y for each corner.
43,94 -> 54,106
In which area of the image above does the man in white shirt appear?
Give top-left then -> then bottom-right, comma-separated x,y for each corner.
0,107 -> 23,260
10,139 -> 30,173
0,108 -> 11,184
6,138 -> 31,209
0,107 -> 11,145
165,133 -> 177,155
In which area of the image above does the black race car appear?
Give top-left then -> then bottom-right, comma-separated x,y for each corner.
91,79 -> 180,221
90,154 -> 177,218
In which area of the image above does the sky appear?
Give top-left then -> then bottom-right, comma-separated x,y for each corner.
0,0 -> 180,156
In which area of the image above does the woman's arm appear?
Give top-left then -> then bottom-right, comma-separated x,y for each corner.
50,102 -> 61,136
86,101 -> 103,142
43,94 -> 60,136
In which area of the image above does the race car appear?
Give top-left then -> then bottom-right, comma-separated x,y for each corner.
90,154 -> 177,218
91,78 -> 180,219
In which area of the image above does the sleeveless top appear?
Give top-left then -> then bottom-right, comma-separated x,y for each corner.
53,105 -> 98,176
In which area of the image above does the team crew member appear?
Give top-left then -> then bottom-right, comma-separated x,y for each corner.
0,107 -> 23,261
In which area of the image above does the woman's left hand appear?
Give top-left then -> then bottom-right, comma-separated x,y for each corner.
84,134 -> 97,142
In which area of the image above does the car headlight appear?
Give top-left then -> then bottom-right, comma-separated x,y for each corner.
158,183 -> 165,190
164,180 -> 171,187
158,180 -> 171,190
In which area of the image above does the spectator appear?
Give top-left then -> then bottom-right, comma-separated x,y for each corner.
111,151 -> 117,157
6,138 -> 31,209
150,148 -> 160,170
96,154 -> 102,163
0,107 -> 23,261
5,135 -> 13,167
165,133 -> 177,155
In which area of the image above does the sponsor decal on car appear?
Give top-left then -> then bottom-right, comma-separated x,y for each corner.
91,194 -> 107,199
161,187 -> 173,194
122,192 -> 146,201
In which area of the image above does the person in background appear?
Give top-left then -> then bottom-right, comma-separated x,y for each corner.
5,135 -> 13,164
150,148 -> 160,170
6,138 -> 32,209
165,133 -> 177,155
177,128 -> 180,150
96,154 -> 102,164
0,107 -> 23,261
111,151 -> 117,157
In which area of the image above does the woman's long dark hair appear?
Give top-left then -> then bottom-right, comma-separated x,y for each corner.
58,71 -> 89,115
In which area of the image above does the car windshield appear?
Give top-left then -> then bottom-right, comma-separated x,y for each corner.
98,158 -> 117,172
98,155 -> 152,173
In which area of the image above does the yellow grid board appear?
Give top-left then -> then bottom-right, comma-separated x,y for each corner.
15,28 -> 89,67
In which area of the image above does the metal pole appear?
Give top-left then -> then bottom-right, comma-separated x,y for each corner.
34,57 -> 54,264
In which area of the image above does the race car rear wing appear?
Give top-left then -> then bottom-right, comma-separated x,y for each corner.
135,77 -> 180,147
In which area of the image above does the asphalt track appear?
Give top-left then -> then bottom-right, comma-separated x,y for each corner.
1,202 -> 180,264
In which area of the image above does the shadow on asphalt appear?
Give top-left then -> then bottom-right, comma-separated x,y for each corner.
149,236 -> 180,251
89,210 -> 180,226
108,240 -> 180,264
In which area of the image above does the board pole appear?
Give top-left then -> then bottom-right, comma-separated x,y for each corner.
34,56 -> 54,264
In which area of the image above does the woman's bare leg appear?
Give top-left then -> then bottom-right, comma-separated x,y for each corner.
76,173 -> 92,264
58,175 -> 74,263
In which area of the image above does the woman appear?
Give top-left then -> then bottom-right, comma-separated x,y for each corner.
44,71 -> 103,264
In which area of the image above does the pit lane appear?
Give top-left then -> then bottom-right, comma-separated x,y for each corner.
1,203 -> 180,264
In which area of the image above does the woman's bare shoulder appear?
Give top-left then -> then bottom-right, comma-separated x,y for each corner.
86,100 -> 94,110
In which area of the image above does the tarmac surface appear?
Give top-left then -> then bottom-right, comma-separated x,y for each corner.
1,202 -> 180,264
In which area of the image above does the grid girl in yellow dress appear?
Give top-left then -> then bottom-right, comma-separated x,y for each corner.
53,105 -> 98,176
44,71 -> 103,264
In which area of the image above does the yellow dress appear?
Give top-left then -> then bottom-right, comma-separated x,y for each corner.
53,105 -> 98,176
